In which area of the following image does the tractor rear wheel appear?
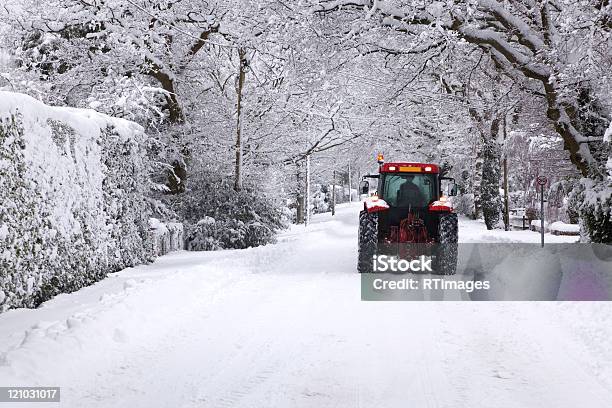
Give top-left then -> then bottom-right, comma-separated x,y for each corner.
358,210 -> 378,273
436,213 -> 458,275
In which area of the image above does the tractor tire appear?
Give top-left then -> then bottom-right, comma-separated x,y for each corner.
358,210 -> 378,273
436,213 -> 458,275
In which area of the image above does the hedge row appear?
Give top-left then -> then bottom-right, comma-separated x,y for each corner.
0,92 -> 153,311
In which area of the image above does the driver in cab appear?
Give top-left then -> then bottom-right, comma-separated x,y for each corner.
397,175 -> 426,207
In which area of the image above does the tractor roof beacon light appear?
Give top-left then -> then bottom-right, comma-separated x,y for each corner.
377,153 -> 384,165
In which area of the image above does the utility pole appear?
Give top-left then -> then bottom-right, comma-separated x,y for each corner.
234,47 -> 247,192
347,162 -> 352,203
305,154 -> 311,226
503,116 -> 509,231
295,162 -> 303,224
540,184 -> 544,247
331,170 -> 336,216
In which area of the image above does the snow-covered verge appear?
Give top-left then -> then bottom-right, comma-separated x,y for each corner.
549,221 -> 580,235
0,92 -> 153,311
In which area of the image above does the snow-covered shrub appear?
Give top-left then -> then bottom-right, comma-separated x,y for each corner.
185,217 -> 220,251
569,178 -> 612,243
566,191 -> 582,225
311,184 -> 330,214
169,172 -> 288,250
185,211 -> 277,251
0,92 -> 153,311
481,138 -> 502,229
149,218 -> 184,256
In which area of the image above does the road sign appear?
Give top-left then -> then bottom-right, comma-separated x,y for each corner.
537,175 -> 547,186
537,176 -> 547,247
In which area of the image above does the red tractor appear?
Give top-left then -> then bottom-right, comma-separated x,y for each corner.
357,155 -> 459,274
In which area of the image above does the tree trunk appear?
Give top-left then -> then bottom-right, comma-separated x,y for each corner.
144,59 -> 184,124
331,170 -> 336,216
234,47 -> 247,192
295,162 -> 304,224
143,60 -> 189,194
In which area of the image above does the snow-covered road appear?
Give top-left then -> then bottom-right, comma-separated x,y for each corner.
1,203 -> 611,407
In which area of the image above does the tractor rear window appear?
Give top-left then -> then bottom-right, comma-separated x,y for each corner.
382,173 -> 436,208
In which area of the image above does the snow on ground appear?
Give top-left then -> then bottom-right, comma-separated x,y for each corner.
0,203 -> 611,407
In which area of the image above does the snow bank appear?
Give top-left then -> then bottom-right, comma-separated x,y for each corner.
459,216 -> 577,244
549,221 -> 580,236
0,92 -> 153,311
529,220 -> 580,236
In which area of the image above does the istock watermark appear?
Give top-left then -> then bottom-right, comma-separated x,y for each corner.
372,255 -> 433,273
361,243 -> 612,301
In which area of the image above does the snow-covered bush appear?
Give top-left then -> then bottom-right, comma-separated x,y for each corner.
184,209 -> 278,251
481,138 -> 502,229
185,217 -> 220,251
168,171 -> 289,251
549,221 -> 580,236
311,184 -> 330,214
149,218 -> 184,256
0,92 -> 153,311
569,178 -> 612,243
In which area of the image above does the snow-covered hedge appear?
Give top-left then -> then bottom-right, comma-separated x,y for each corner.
549,221 -> 580,236
0,92 -> 153,311
529,220 -> 581,236
149,218 -> 184,256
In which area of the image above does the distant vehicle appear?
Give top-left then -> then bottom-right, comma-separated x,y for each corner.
357,154 -> 458,274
